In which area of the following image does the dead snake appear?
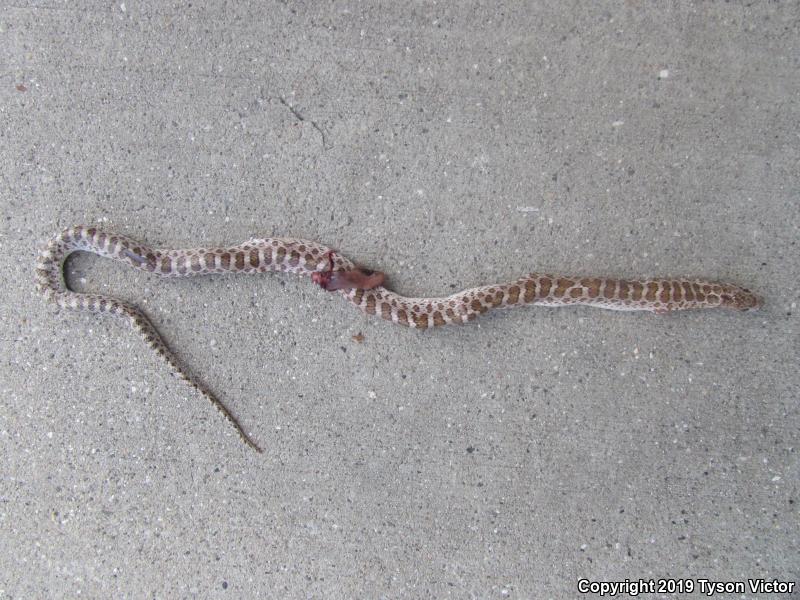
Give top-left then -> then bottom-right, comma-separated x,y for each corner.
36,225 -> 761,452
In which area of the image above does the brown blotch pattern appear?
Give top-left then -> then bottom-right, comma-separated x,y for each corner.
380,302 -> 391,320
671,281 -> 682,302
555,278 -> 573,297
523,280 -> 536,302
585,278 -> 602,298
645,282 -> 658,302
413,313 -> 429,328
539,277 -> 552,297
682,281 -> 695,302
603,280 -> 617,299
507,285 -> 520,304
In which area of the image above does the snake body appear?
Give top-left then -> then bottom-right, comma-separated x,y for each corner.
36,225 -> 761,452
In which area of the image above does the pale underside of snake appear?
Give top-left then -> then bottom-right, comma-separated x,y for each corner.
36,225 -> 761,453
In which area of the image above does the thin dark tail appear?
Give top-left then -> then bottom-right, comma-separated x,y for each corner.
125,306 -> 263,453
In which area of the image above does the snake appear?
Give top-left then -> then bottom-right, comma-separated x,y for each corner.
36,225 -> 761,453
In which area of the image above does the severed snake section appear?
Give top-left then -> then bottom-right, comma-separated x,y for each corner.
36,225 -> 761,452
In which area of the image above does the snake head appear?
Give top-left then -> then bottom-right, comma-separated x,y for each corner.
720,285 -> 761,311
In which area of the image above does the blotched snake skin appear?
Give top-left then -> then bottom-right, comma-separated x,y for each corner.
36,225 -> 761,453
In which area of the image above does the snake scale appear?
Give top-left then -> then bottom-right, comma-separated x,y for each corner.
36,225 -> 761,452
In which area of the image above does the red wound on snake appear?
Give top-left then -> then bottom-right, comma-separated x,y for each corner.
312,250 -> 385,291
311,251 -> 336,289
325,270 -> 386,291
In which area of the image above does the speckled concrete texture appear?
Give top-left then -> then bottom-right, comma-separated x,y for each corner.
1,2 -> 798,598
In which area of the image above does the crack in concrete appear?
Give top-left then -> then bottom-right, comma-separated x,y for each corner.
278,96 -> 331,150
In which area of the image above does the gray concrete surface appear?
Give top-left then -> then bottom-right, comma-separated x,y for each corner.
1,2 -> 798,598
